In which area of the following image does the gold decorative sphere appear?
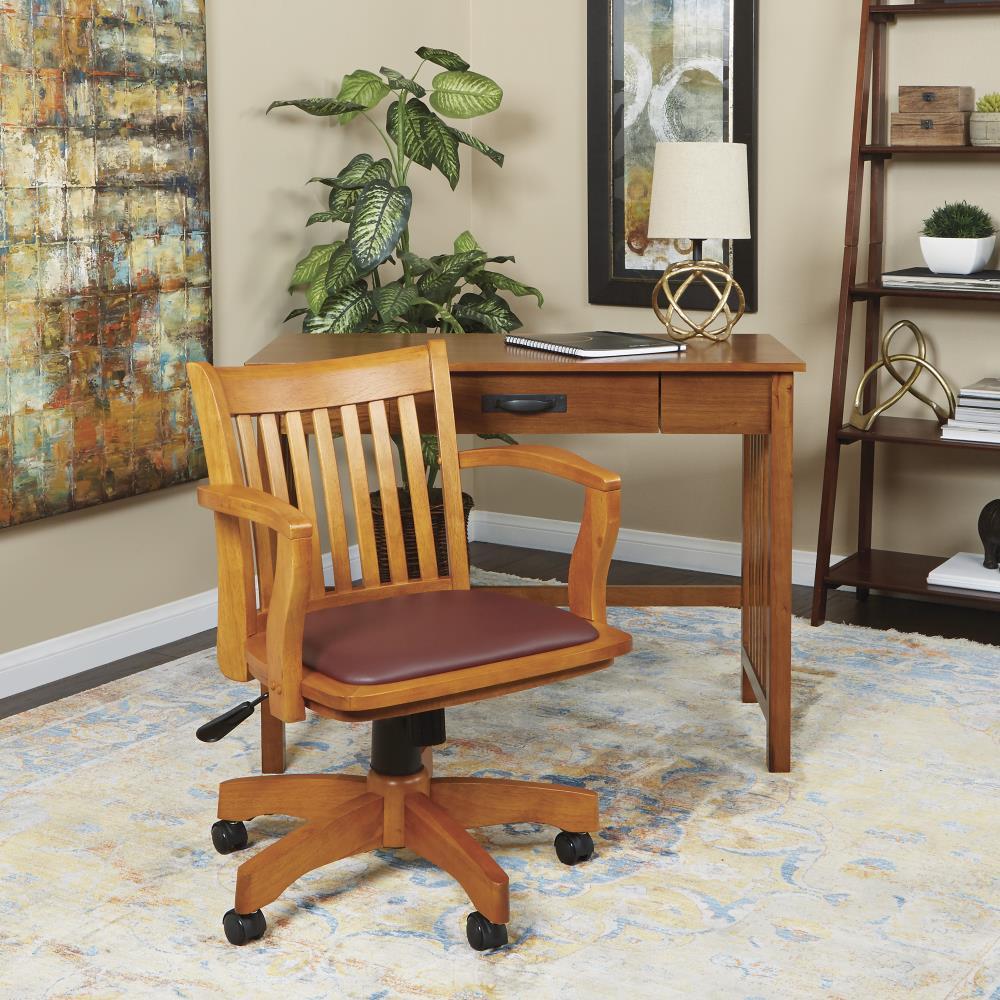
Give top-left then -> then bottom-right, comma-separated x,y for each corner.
652,259 -> 746,343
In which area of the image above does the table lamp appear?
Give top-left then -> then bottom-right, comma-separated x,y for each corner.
646,142 -> 751,343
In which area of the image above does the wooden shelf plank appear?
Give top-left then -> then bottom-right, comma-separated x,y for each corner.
827,549 -> 1000,610
851,282 -> 1000,303
838,416 -> 1000,452
862,144 -> 1000,158
871,2 -> 1000,16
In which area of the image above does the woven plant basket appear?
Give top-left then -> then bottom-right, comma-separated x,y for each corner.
370,488 -> 475,583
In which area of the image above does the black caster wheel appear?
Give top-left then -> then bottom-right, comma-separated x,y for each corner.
466,911 -> 508,951
211,820 -> 248,855
222,908 -> 266,945
554,831 -> 594,866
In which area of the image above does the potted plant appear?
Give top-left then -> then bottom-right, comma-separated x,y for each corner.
920,201 -> 997,275
268,47 -> 543,579
971,92 -> 1000,148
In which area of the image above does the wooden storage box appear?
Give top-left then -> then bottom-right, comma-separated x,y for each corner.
891,112 -> 970,147
898,86 -> 975,114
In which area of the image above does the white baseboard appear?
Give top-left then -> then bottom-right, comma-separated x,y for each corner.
2,513 -> 832,703
469,509 -> 834,591
0,590 -> 220,701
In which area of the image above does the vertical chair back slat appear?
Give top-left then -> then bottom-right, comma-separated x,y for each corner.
235,414 -> 276,607
312,407 -> 354,593
368,399 -> 408,584
258,413 -> 290,503
340,403 -> 380,588
428,340 -> 470,589
284,411 -> 326,598
398,394 -> 438,580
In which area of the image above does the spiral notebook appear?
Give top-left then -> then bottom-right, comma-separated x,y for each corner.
505,331 -> 686,358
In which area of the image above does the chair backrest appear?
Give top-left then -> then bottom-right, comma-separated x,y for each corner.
188,341 -> 470,673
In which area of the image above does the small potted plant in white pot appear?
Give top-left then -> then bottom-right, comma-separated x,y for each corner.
920,201 -> 997,275
971,92 -> 1000,147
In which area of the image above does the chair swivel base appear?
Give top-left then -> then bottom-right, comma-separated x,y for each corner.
212,759 -> 600,950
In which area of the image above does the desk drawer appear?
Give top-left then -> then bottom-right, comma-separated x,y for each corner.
451,374 -> 660,434
661,374 -> 771,434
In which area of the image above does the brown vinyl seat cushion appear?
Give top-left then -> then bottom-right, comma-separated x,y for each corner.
301,589 -> 600,686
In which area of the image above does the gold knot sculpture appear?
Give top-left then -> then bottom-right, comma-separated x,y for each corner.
652,258 -> 746,343
850,320 -> 956,431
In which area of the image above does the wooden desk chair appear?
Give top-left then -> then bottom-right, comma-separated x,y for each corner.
188,341 -> 631,951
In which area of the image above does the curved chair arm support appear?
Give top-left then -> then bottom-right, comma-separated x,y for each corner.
198,485 -> 311,723
197,485 -> 313,540
459,446 -> 622,492
460,447 -> 621,623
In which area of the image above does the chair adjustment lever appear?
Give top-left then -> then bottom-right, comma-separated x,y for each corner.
196,693 -> 268,743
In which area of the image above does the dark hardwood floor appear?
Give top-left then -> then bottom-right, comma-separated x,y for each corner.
2,541 -> 995,721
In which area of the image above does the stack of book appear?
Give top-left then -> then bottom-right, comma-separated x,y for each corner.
881,267 -> 1000,294
941,378 -> 1000,444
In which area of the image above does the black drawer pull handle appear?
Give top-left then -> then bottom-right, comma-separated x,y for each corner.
921,119 -> 934,130
922,92 -> 937,103
481,394 -> 568,415
498,398 -> 556,414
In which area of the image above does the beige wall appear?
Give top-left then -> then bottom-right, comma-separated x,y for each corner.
468,0 -> 1000,561
0,0 -> 470,653
4,1 -> 998,654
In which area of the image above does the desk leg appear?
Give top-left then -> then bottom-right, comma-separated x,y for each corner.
741,374 -> 793,774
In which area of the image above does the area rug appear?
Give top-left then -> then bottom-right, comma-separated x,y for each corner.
1,574 -> 997,999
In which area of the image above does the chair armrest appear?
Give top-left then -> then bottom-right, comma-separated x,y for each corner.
459,446 -> 622,492
197,485 -> 313,540
460,446 -> 621,623
198,484 -> 311,724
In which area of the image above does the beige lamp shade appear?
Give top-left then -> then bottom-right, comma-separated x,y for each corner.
646,142 -> 751,241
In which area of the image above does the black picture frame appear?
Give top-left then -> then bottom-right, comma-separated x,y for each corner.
587,0 -> 759,312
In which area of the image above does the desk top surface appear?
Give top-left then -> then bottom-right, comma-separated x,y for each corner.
247,333 -> 807,375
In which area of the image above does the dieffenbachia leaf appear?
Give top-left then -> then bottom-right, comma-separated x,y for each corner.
307,270 -> 329,314
304,283 -> 374,333
318,154 -> 394,192
401,251 -> 434,276
449,127 -> 505,167
267,98 -> 365,117
290,242 -> 341,289
415,46 -> 470,72
332,153 -> 376,187
381,67 -> 426,98
418,250 -> 488,302
452,292 -> 522,333
306,211 -> 335,227
373,282 -> 418,323
429,71 -> 503,119
324,243 -> 366,297
472,270 -> 544,306
329,186 -> 360,222
348,180 -> 412,271
388,99 -> 461,189
453,230 -> 480,254
335,69 -> 391,122
387,99 -> 433,170
283,308 -> 308,323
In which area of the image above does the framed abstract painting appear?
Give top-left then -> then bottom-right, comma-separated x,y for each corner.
0,0 -> 212,528
587,0 -> 758,311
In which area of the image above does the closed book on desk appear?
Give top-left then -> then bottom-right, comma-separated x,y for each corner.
506,332 -> 685,358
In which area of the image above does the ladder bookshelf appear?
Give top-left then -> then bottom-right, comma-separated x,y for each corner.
811,0 -> 1000,626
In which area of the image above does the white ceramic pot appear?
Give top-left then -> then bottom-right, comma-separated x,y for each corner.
920,234 -> 996,275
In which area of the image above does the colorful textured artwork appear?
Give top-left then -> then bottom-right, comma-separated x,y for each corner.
0,0 -> 211,528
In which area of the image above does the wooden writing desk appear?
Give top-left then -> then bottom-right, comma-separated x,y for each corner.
247,333 -> 806,773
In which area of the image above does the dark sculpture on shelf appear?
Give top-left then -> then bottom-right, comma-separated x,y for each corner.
979,500 -> 1000,571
